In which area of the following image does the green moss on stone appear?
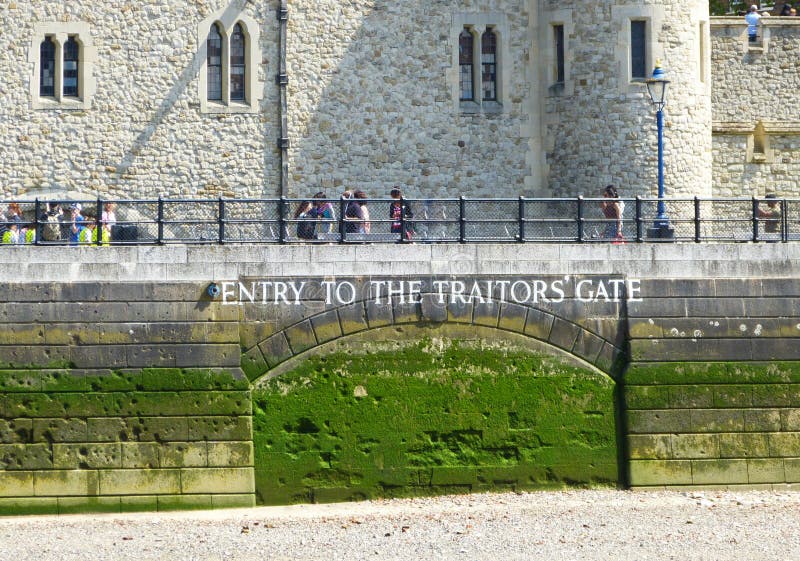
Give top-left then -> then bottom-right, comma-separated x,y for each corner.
625,362 -> 800,385
252,339 -> 617,505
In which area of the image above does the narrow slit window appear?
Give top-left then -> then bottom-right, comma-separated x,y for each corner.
207,23 -> 223,101
481,29 -> 497,101
40,36 -> 56,97
554,24 -> 565,84
230,24 -> 246,102
631,21 -> 647,81
63,36 -> 80,97
459,29 -> 474,101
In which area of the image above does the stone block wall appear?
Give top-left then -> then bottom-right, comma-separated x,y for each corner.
0,1 -> 280,199
711,19 -> 800,197
0,279 -> 254,514
626,277 -> 800,488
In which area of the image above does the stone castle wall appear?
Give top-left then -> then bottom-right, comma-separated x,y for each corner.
0,2 -> 798,201
286,0 -> 531,199
541,0 -> 712,198
0,1 -> 281,200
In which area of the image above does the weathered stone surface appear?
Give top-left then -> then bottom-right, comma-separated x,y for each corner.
180,467 -> 254,494
310,310 -> 343,344
34,470 -> 94,496
99,469 -> 181,495
284,320 -> 317,355
629,460 -> 693,486
53,443 -> 122,469
259,332 -> 293,368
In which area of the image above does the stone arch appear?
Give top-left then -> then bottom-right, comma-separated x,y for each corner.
242,297 -> 625,385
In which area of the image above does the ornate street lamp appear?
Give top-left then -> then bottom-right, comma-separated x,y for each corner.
645,61 -> 674,239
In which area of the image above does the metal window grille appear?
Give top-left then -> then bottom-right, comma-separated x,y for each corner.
40,37 -> 56,97
207,24 -> 223,101
459,29 -> 474,102
230,23 -> 246,102
481,29 -> 497,101
63,36 -> 80,98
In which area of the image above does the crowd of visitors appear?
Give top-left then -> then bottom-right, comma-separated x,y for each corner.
0,201 -> 116,245
292,187 -> 414,240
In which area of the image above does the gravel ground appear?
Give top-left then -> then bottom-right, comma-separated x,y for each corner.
1,490 -> 799,561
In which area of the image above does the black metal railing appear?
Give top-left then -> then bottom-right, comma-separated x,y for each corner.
0,196 -> 795,245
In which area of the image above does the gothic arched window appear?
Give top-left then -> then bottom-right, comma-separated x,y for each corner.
207,23 -> 223,101
459,29 -> 474,101
230,24 -> 246,101
481,29 -> 497,101
40,36 -> 56,97
63,36 -> 80,97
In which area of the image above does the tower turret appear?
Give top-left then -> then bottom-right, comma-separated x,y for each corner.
532,0 -> 712,199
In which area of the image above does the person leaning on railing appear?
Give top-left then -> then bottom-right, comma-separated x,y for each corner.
312,191 -> 336,235
757,193 -> 782,240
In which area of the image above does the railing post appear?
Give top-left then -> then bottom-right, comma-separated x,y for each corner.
518,196 -> 525,242
577,196 -> 584,242
459,196 -> 466,243
635,196 -> 642,242
782,199 -> 788,243
157,197 -> 164,245
752,196 -> 759,242
33,198 -> 40,246
694,197 -> 701,242
218,197 -> 225,244
279,197 -> 287,244
339,196 -> 347,244
96,197 -> 102,246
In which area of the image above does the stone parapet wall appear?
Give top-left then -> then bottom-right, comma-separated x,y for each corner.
1,244 -> 800,512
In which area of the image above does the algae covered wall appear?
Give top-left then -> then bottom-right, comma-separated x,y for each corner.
626,277 -> 800,488
0,274 -> 255,515
0,368 -> 254,515
252,339 -> 618,505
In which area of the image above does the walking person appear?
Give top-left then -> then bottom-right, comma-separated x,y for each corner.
389,187 -> 414,240
293,200 -> 316,240
599,185 -> 624,241
353,190 -> 371,234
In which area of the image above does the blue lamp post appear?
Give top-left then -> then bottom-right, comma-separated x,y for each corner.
645,61 -> 674,239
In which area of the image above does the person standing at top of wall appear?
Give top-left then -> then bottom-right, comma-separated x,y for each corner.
68,203 -> 84,246
599,185 -> 624,240
746,5 -> 762,42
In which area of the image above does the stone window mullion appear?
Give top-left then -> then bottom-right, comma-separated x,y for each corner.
473,25 -> 485,108
54,33 -> 67,103
222,29 -> 231,106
